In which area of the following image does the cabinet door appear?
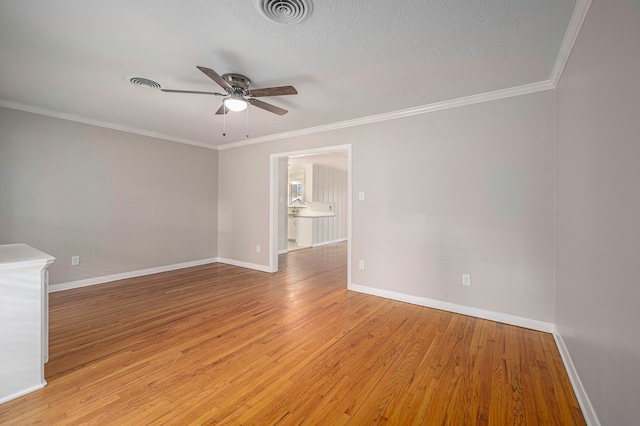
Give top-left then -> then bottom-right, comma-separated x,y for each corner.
288,217 -> 296,239
296,218 -> 313,247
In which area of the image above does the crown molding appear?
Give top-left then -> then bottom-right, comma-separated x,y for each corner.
217,80 -> 554,150
212,0 -> 594,152
550,0 -> 593,87
6,0 -> 591,157
2,79 -> 555,154
1,1 -> 590,153
0,99 -> 217,150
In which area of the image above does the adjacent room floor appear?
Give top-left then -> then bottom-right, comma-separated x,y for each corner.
287,240 -> 308,252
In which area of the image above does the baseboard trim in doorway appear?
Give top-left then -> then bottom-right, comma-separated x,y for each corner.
312,238 -> 348,247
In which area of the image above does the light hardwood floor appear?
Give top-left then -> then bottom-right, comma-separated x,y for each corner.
0,242 -> 585,425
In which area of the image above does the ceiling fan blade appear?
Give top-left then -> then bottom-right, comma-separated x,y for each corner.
249,99 -> 288,115
161,89 -> 225,96
215,104 -> 229,115
249,86 -> 298,97
196,66 -> 232,91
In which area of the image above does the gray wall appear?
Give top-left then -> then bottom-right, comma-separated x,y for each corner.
0,107 -> 218,285
218,90 -> 556,323
555,0 -> 640,424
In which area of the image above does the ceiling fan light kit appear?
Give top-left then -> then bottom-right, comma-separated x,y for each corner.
223,93 -> 248,112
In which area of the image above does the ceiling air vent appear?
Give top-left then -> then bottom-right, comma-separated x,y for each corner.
256,0 -> 313,24
129,77 -> 161,90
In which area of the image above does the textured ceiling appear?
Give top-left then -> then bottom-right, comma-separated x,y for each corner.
0,0 -> 576,148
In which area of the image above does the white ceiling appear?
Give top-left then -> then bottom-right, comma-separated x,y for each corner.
0,0 -> 577,149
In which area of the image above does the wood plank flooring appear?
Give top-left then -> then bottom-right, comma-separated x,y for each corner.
0,242 -> 585,425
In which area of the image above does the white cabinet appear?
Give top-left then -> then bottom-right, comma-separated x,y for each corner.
295,217 -> 313,247
287,216 -> 296,240
0,244 -> 54,404
288,216 -> 313,246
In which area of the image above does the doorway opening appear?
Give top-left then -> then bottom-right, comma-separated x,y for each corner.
269,145 -> 352,286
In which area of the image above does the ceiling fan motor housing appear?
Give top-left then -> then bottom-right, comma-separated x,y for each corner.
222,73 -> 251,93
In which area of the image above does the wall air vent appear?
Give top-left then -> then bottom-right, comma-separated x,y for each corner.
128,77 -> 161,90
256,0 -> 313,24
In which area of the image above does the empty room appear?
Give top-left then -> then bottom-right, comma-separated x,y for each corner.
1,0 -> 638,424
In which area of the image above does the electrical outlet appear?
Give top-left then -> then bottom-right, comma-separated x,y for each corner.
462,274 -> 471,287
256,245 -> 261,253
359,260 -> 365,270
71,256 -> 80,266
359,192 -> 365,201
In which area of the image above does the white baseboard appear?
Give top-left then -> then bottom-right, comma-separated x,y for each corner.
47,259 -> 595,423
552,328 -> 601,426
347,283 -> 598,422
312,238 -> 348,247
0,381 -> 46,405
49,258 -> 218,292
216,258 -> 274,273
348,282 -> 554,333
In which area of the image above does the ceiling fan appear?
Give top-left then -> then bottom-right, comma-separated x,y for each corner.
161,66 -> 297,116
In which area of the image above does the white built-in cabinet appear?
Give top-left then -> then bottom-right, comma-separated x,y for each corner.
0,244 -> 54,404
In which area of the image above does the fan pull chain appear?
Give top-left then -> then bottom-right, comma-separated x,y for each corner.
222,104 -> 226,136
246,104 -> 249,138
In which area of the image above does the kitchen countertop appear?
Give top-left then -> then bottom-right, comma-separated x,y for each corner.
289,212 -> 335,218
